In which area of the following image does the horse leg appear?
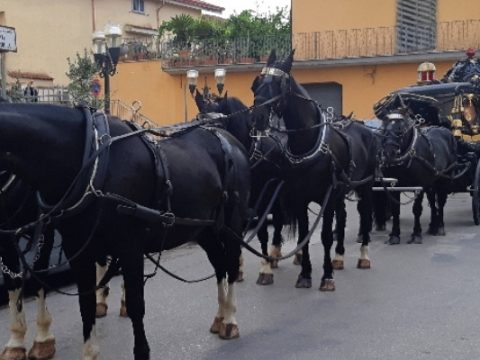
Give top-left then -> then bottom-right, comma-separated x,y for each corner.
295,206 -> 312,288
200,225 -> 241,339
256,219 -> 273,286
333,197 -> 346,270
319,200 -> 336,291
28,225 -> 56,360
222,222 -> 242,340
357,187 -> 373,269
1,240 -> 27,360
119,282 -> 128,318
373,191 -> 388,231
95,257 -> 109,318
426,190 -> 439,235
119,249 -> 150,360
269,207 -> 284,269
408,191 -> 424,244
2,287 -> 27,360
387,192 -> 401,245
436,189 -> 448,236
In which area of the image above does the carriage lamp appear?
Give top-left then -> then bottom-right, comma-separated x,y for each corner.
417,62 -> 436,85
92,24 -> 123,114
214,68 -> 226,95
187,69 -> 199,96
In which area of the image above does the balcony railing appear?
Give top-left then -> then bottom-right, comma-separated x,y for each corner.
153,18 -> 480,69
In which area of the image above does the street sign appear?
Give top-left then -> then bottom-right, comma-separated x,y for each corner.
0,26 -> 16,52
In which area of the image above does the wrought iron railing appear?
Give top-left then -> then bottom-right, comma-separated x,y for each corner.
154,18 -> 480,68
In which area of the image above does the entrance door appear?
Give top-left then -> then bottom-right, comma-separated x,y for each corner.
301,82 -> 343,118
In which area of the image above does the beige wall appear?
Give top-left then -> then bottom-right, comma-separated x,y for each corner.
0,0 -> 91,85
0,0 -> 203,86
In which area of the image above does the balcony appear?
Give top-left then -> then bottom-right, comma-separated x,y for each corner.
152,19 -> 480,72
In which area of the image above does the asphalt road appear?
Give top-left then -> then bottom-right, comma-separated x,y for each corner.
1,193 -> 480,360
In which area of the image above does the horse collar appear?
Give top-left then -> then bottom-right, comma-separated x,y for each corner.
36,108 -> 111,218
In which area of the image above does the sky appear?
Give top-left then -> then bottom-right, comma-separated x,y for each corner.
208,0 -> 291,18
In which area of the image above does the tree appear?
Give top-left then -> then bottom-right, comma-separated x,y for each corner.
66,49 -> 103,108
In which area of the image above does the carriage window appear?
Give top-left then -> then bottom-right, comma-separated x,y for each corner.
132,0 -> 144,13
396,0 -> 437,53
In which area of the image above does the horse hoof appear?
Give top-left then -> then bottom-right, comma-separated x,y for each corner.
95,303 -> 108,318
408,234 -> 422,244
319,278 -> 335,291
332,259 -> 344,270
119,301 -> 128,318
27,339 -> 55,360
256,273 -> 274,286
427,226 -> 438,235
437,227 -> 446,236
219,323 -> 240,340
0,347 -> 26,360
295,275 -> 312,288
385,235 -> 400,245
236,271 -> 244,283
357,259 -> 371,269
210,316 -> 224,334
293,253 -> 302,266
375,224 -> 386,231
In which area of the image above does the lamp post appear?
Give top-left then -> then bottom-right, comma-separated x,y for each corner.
92,24 -> 122,114
186,68 -> 227,100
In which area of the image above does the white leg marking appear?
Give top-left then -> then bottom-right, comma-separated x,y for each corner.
5,289 -> 27,348
269,245 -> 282,257
334,253 -> 344,262
82,326 -> 99,360
216,279 -> 227,319
224,282 -> 237,325
259,259 -> 273,275
121,282 -> 126,303
34,289 -> 54,343
360,245 -> 370,260
96,263 -> 108,305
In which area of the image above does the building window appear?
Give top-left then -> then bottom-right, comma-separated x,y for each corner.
396,0 -> 437,53
132,0 -> 145,13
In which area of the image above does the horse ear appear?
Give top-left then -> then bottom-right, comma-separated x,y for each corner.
267,49 -> 277,66
283,49 -> 295,73
194,90 -> 205,112
223,91 -> 228,100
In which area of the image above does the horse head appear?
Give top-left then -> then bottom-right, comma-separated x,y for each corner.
251,49 -> 295,131
381,110 -> 417,164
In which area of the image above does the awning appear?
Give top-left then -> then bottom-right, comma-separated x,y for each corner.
124,25 -> 158,36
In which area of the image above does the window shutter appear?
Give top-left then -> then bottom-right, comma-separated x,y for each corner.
396,0 -> 437,53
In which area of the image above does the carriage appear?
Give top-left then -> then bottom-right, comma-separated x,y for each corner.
373,78 -> 480,225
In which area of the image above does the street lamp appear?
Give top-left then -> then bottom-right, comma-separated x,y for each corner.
186,68 -> 227,100
92,24 -> 122,114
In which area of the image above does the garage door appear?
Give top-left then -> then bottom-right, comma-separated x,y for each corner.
301,82 -> 343,118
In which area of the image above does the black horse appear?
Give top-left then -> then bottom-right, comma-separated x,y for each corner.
251,50 -> 377,290
0,173 -> 57,360
194,90 -> 288,285
379,108 -> 457,244
0,103 -> 251,360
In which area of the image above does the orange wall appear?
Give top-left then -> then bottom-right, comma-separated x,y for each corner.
114,59 -> 457,123
292,0 -> 396,34
113,61 -> 259,125
438,0 -> 480,22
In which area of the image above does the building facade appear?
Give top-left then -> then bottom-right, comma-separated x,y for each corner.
0,0 -> 223,86
110,0 -> 480,124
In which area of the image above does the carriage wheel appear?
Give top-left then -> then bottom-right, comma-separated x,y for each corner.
472,160 -> 480,225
